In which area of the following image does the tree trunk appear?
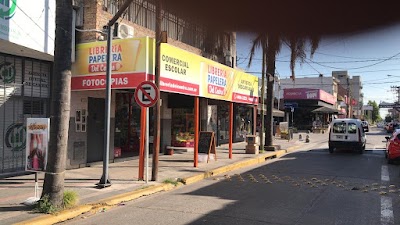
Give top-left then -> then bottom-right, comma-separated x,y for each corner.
265,34 -> 278,147
259,50 -> 266,151
41,0 -> 72,208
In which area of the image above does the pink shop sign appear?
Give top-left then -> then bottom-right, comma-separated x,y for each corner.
284,88 -> 336,104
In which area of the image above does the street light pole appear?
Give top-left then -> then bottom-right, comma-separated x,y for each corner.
97,25 -> 112,188
97,0 -> 134,188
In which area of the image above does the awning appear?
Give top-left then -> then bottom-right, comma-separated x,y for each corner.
311,106 -> 340,114
257,105 -> 285,117
273,108 -> 285,117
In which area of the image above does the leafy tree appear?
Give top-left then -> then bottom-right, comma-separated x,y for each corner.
367,100 -> 381,122
41,0 -> 72,208
248,33 -> 319,147
385,115 -> 393,123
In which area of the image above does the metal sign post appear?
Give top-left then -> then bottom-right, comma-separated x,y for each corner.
134,81 -> 159,183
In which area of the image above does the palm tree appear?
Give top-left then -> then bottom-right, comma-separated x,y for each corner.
248,33 -> 319,149
41,0 -> 73,208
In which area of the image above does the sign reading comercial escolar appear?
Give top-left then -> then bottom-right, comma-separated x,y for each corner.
160,43 -> 258,104
71,37 -> 155,90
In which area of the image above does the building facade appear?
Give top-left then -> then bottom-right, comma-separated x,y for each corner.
67,0 -> 258,169
332,71 -> 364,118
0,0 -> 55,175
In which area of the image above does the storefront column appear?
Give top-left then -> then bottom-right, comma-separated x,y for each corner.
194,96 -> 199,167
229,102 -> 233,159
138,107 -> 146,180
253,105 -> 257,135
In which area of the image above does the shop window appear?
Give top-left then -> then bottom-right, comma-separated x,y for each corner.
235,106 -> 252,139
171,108 -> 194,147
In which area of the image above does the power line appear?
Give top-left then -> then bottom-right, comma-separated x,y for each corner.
308,51 -> 400,70
237,56 -> 400,64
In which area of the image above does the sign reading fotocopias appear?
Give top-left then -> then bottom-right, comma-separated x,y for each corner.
71,37 -> 154,90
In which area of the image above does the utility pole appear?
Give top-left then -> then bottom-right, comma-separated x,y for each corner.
152,0 -> 162,181
391,86 -> 400,121
346,77 -> 351,118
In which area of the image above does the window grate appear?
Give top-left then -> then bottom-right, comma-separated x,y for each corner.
23,100 -> 44,115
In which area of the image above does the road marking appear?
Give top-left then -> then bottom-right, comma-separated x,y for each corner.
381,196 -> 394,225
381,165 -> 394,225
381,165 -> 390,182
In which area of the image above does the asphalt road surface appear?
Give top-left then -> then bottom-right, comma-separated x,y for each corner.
62,127 -> 400,225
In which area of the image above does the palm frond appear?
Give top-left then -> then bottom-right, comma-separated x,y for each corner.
309,35 -> 320,58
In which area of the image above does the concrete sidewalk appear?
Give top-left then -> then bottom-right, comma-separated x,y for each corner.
0,134 -> 315,225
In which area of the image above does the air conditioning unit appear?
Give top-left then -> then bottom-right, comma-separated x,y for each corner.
116,23 -> 134,39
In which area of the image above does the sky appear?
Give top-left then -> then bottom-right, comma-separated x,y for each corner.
236,23 -> 400,118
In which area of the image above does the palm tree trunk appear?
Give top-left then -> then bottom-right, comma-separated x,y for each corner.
265,34 -> 278,147
260,51 -> 266,151
41,0 -> 72,208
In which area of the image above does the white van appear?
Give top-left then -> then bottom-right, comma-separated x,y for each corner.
328,118 -> 367,154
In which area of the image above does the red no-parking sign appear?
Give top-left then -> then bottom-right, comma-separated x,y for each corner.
134,81 -> 159,107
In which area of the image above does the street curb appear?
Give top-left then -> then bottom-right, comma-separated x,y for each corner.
14,147 -> 302,225
13,184 -> 176,225
181,150 -> 286,185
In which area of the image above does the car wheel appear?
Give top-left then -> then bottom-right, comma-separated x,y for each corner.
329,147 -> 334,153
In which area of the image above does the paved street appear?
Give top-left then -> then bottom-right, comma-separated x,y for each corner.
57,127 -> 400,225
1,132 -> 309,225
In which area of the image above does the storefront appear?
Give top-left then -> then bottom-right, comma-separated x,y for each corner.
70,37 -> 154,166
159,43 -> 259,148
69,37 -> 259,169
283,88 -> 337,131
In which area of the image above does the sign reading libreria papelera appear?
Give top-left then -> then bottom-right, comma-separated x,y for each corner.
160,43 -> 258,104
71,37 -> 154,90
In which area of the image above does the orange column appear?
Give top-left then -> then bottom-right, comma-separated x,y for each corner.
138,106 -> 146,180
194,97 -> 199,167
229,102 -> 233,159
253,105 -> 257,135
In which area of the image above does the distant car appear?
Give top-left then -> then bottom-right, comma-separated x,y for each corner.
361,121 -> 369,132
329,118 -> 366,154
386,122 -> 399,133
385,129 -> 400,163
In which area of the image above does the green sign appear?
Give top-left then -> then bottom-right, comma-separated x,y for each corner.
0,0 -> 17,20
0,62 -> 16,83
5,123 -> 26,151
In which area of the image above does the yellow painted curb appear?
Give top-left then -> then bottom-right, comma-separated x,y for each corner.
286,144 -> 303,152
13,184 -> 176,225
13,205 -> 93,225
101,183 -> 174,206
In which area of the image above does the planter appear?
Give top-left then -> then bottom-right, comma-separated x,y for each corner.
165,148 -> 174,155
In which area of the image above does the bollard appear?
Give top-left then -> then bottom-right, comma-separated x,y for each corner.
299,134 -> 303,141
305,135 -> 310,143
